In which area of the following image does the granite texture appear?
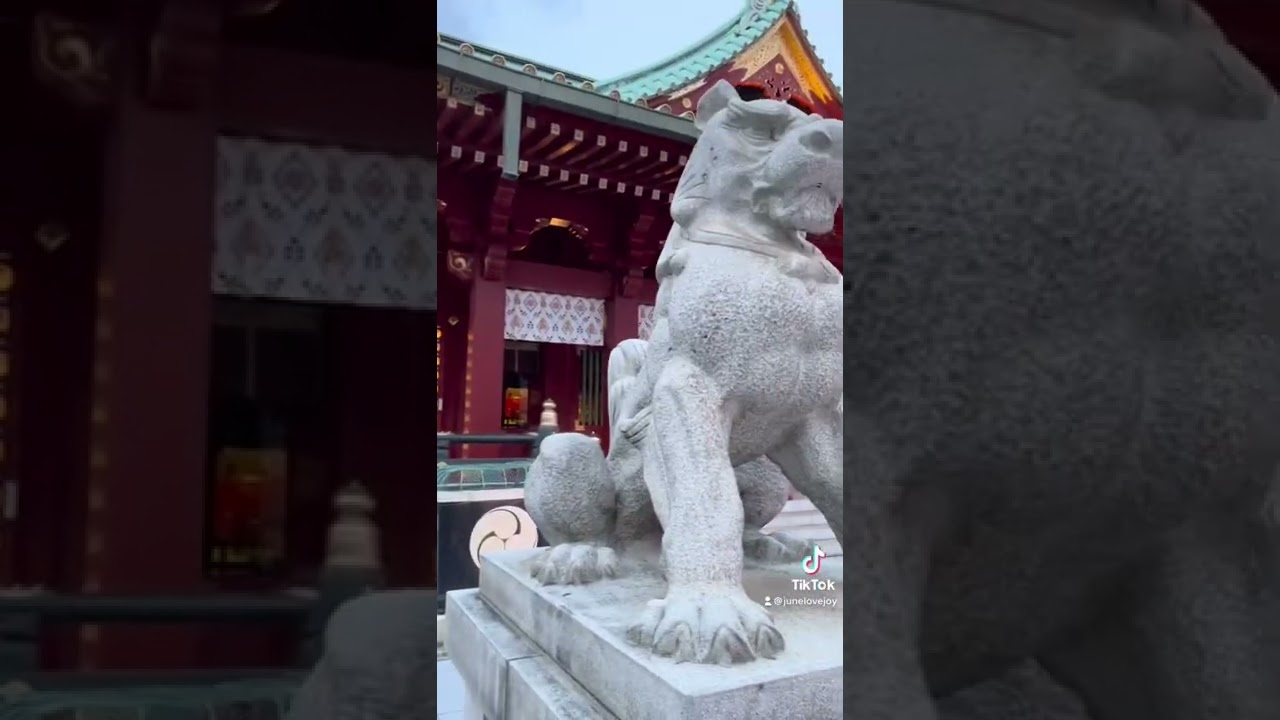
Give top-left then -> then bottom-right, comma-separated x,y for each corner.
286,590 -> 434,720
848,0 -> 1280,718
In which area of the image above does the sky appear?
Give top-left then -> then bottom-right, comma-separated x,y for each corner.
437,0 -> 843,90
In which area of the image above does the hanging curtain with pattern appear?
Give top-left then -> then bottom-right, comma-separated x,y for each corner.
214,136 -> 436,310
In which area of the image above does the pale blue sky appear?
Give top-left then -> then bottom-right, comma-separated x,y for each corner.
437,0 -> 843,90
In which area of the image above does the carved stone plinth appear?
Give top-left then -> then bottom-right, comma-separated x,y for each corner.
445,548 -> 843,720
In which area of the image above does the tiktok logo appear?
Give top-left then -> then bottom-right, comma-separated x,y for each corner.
801,544 -> 826,575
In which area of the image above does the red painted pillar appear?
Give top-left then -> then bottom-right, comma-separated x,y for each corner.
85,63 -> 216,665
464,258 -> 507,440
606,293 -> 641,349
607,272 -> 657,347
335,309 -> 433,587
438,270 -> 470,433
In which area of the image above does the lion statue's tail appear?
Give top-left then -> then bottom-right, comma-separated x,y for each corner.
608,339 -> 649,433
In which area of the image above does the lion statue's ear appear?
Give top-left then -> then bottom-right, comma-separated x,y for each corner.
695,80 -> 739,130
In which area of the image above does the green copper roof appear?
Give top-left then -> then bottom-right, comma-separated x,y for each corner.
436,0 -> 841,120
596,0 -> 793,103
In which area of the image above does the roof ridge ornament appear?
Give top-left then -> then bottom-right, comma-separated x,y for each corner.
737,0 -> 773,32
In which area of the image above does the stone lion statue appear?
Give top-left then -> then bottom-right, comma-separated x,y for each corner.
849,0 -> 1280,718
524,79 -> 843,666
285,590 -> 433,720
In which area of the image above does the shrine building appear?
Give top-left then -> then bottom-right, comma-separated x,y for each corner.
436,0 -> 843,444
3,0 -> 435,669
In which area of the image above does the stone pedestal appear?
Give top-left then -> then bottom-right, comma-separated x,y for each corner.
445,548 -> 843,720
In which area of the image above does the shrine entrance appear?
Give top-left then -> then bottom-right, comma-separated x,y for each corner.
209,137 -> 435,587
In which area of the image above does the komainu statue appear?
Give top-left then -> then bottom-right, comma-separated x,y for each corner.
849,0 -> 1280,718
524,79 -> 844,666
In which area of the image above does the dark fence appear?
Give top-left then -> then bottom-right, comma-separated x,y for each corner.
0,592 -> 316,681
435,401 -> 563,612
435,399 -> 561,467
0,482 -> 390,718
435,432 -> 541,465
0,591 -> 313,717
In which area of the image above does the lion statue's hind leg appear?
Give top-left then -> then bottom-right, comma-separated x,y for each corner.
524,432 -> 620,585
737,457 -> 813,563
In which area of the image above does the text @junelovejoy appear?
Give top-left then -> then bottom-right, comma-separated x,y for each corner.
753,576 -> 843,609
762,594 -> 841,609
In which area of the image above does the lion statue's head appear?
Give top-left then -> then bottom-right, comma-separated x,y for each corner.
671,79 -> 843,237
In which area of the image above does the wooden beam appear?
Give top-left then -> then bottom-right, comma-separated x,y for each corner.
216,46 -> 435,156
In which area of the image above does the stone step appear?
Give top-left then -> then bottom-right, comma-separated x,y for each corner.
451,548 -> 843,720
447,591 -> 614,719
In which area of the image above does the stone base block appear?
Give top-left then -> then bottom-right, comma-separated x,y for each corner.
446,548 -> 843,720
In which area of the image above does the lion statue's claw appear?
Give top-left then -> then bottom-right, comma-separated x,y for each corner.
627,588 -> 784,665
529,543 -> 619,586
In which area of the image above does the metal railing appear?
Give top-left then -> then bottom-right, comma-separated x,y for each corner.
436,399 -> 561,489
0,482 -> 391,717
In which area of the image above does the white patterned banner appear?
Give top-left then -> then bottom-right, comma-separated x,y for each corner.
505,289 -> 605,346
638,305 -> 655,341
214,137 -> 436,310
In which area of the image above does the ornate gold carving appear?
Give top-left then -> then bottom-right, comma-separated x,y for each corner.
32,13 -> 114,107
438,74 -> 486,107
446,250 -> 475,281
726,15 -> 837,106
777,17 -> 835,104
35,222 -> 68,253
730,23 -> 784,80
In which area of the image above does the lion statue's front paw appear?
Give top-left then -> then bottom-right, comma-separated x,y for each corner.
529,543 -> 619,585
627,587 -> 784,664
743,530 -> 813,563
